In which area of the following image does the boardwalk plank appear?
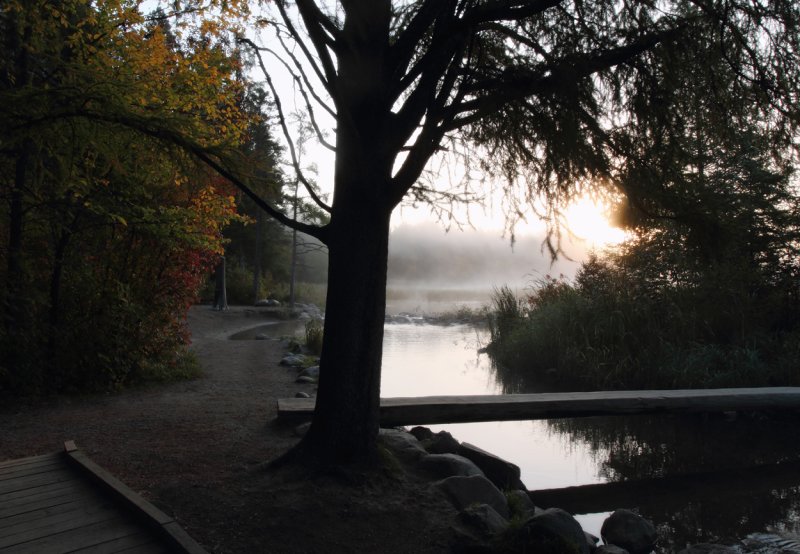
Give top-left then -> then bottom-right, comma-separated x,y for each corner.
0,481 -> 85,517
0,504 -> 118,549
1,517 -> 141,554
0,449 -> 208,554
0,469 -> 76,496
0,498 -> 109,530
0,460 -> 65,482
0,454 -> 60,470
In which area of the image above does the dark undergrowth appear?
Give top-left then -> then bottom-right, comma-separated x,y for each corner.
487,258 -> 800,392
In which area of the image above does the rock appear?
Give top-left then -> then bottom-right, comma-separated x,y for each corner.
294,392 -> 311,398
294,422 -> 311,437
254,298 -> 280,307
601,509 -> 657,554
505,489 -> 538,519
295,375 -> 316,384
585,531 -> 600,549
457,442 -> 525,490
458,503 -> 508,537
254,333 -> 269,340
449,524 -> 493,554
423,430 -> 461,454
409,426 -> 434,442
596,545 -> 630,554
378,428 -> 427,461
420,453 -> 484,479
298,366 -> 320,378
506,508 -> 589,554
435,474 -> 510,519
280,354 -> 306,367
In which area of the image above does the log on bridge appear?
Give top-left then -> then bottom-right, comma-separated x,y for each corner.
277,387 -> 800,426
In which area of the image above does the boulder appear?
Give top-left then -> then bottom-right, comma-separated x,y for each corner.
505,489 -> 538,519
423,430 -> 461,454
458,503 -> 509,538
601,509 -> 657,554
409,426 -> 434,442
420,453 -> 484,479
280,354 -> 306,367
298,366 -> 320,378
378,428 -> 427,461
255,333 -> 269,340
457,442 -> 525,490
294,422 -> 311,437
295,375 -> 315,384
294,392 -> 311,398
508,508 -> 590,554
435,474 -> 510,519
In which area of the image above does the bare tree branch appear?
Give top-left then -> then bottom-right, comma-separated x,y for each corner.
190,148 -> 328,242
388,0 -> 457,83
274,30 -> 337,120
237,37 -> 333,214
285,0 -> 339,96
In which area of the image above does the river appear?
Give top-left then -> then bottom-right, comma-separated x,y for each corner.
380,321 -> 800,550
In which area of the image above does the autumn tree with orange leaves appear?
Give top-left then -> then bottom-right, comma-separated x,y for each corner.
0,0 -> 260,393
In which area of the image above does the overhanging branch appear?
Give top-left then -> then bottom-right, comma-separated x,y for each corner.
238,37 -> 333,214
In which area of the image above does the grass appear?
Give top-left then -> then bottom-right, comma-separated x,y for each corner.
486,273 -> 800,392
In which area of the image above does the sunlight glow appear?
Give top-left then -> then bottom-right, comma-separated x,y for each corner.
562,195 -> 628,249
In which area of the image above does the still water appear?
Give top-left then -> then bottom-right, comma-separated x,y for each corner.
380,322 -> 800,550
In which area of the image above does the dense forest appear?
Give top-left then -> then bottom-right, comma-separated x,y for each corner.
0,1 -> 323,395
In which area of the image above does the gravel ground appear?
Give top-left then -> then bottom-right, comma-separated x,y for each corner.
1,305 -> 459,553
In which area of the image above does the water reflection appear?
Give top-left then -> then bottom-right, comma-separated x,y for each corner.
542,414 -> 800,549
381,322 -> 800,549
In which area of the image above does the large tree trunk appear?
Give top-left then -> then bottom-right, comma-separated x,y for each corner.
301,202 -> 391,466
288,0 -> 394,466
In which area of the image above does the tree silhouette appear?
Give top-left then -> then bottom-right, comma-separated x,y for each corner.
199,1 -> 800,466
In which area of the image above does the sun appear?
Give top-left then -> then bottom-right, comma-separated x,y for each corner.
562,195 -> 628,249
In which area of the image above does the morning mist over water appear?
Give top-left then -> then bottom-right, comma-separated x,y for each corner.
386,223 -> 585,313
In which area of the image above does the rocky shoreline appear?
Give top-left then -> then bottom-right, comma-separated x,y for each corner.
378,426 -> 657,554
270,313 -> 795,554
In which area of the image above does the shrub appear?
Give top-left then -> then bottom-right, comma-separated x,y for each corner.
304,318 -> 324,355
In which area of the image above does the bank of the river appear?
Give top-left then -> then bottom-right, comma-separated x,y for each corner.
0,306 -> 460,553
4,306 -> 798,553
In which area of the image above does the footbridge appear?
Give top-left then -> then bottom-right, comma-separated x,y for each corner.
277,387 -> 800,426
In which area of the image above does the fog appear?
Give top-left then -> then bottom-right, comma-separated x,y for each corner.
386,223 -> 586,310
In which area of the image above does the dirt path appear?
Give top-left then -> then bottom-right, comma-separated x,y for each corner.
1,306 -> 457,553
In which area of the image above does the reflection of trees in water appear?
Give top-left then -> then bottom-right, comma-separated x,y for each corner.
545,413 -> 800,548
653,490 -> 800,549
549,413 -> 800,479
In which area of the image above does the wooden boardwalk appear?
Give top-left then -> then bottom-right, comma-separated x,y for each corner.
0,442 -> 207,554
278,387 -> 800,426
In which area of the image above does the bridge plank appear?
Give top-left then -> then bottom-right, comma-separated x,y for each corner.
0,447 -> 208,554
278,387 -> 800,425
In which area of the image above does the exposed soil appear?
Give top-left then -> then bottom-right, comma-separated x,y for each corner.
1,306 -> 460,553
